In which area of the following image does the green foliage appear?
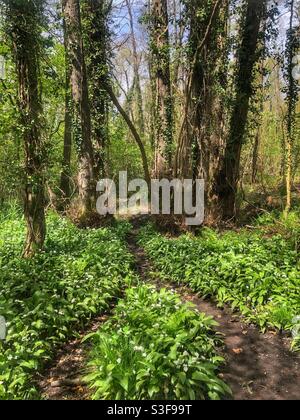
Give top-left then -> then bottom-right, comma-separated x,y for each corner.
108,113 -> 152,180
0,213 -> 134,400
42,41 -> 70,190
84,285 -> 230,400
0,1 -> 69,202
138,224 -> 300,345
0,50 -> 22,203
254,210 -> 300,251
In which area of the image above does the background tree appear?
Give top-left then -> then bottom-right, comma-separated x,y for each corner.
150,0 -> 173,178
59,16 -> 73,208
0,0 -> 299,229
283,0 -> 300,215
212,0 -> 267,221
62,0 -> 95,217
125,0 -> 145,135
82,0 -> 111,180
5,0 -> 46,257
175,0 -> 228,197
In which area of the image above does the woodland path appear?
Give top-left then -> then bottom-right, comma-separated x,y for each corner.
36,312 -> 107,400
127,219 -> 300,401
37,219 -> 300,400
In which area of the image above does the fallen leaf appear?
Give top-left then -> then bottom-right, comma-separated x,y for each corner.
232,348 -> 243,354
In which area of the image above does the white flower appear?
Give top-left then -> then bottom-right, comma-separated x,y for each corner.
134,345 -> 144,352
117,358 -> 121,364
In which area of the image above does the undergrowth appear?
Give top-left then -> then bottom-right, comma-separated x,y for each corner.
84,285 -> 230,400
0,213 -> 134,400
138,223 -> 300,349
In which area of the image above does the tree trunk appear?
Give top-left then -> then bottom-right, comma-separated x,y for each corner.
172,0 -> 184,91
251,130 -> 260,184
62,0 -> 95,217
175,0 -> 227,199
59,17 -> 72,208
251,63 -> 265,185
284,0 -> 299,215
285,135 -> 292,214
126,0 -> 145,135
83,0 -> 109,180
148,50 -> 156,151
151,0 -> 173,178
212,0 -> 266,221
8,0 -> 46,257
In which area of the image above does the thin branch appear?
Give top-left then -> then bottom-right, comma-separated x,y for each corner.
103,82 -> 151,186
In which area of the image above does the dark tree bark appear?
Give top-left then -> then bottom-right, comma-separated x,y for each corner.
151,0 -> 173,178
59,17 -> 72,207
7,0 -> 46,257
62,0 -> 95,216
212,0 -> 266,220
251,57 -> 266,185
82,0 -> 110,180
175,0 -> 227,200
284,0 -> 299,214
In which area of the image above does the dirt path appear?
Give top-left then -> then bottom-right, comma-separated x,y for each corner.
35,312 -> 112,400
36,220 -> 300,401
127,225 -> 300,401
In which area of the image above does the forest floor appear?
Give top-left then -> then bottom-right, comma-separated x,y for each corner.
36,313 -> 108,400
36,217 -> 300,401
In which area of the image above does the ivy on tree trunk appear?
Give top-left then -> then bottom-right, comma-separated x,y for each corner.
7,0 -> 46,257
62,0 -> 95,217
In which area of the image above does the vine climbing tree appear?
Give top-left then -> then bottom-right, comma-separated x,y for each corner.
150,0 -> 173,179
5,0 -> 46,257
283,0 -> 300,214
62,0 -> 95,217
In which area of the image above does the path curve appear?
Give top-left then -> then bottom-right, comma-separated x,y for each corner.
127,224 -> 300,401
